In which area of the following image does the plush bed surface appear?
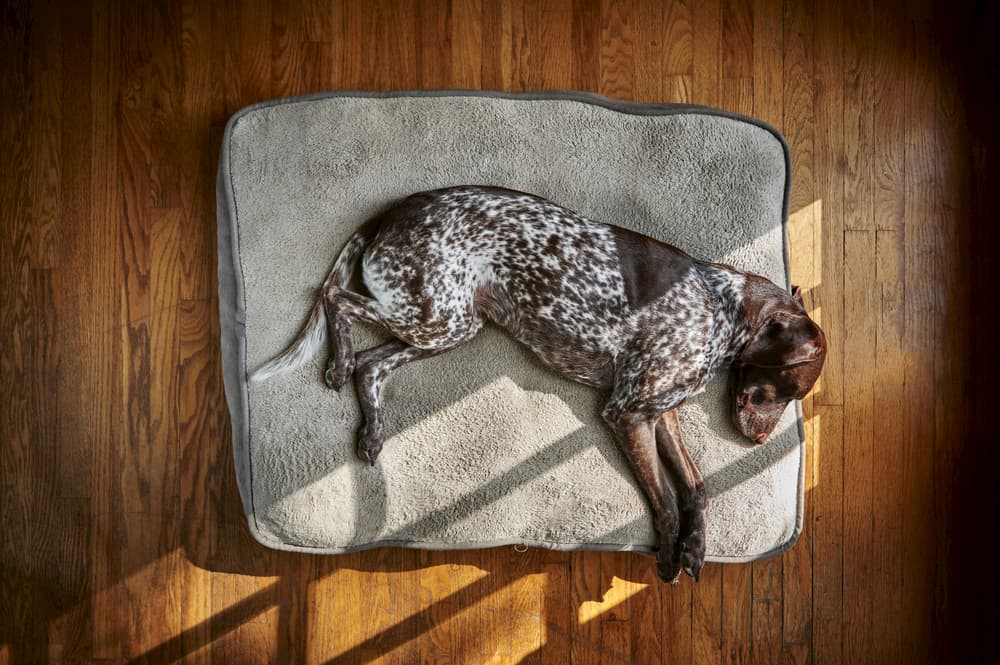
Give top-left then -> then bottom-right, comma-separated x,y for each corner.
217,90 -> 804,562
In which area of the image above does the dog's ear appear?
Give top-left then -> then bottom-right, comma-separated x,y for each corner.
740,312 -> 825,367
791,285 -> 803,306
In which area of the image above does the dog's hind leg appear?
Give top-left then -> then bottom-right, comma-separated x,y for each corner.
352,305 -> 483,465
322,287 -> 394,391
352,342 -> 446,465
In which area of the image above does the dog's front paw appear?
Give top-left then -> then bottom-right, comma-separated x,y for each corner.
325,360 -> 354,391
679,529 -> 706,582
656,546 -> 682,585
357,421 -> 384,466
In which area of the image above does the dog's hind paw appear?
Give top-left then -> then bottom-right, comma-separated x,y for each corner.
325,361 -> 354,391
357,421 -> 384,466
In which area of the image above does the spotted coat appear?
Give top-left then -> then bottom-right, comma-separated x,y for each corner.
358,186 -> 751,423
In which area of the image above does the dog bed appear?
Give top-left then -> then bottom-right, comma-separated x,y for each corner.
217,91 -> 803,562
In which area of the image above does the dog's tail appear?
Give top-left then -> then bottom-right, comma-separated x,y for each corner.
249,225 -> 374,383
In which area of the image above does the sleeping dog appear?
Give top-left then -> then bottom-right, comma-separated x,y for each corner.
252,186 -> 826,583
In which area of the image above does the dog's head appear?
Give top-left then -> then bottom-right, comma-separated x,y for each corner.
732,285 -> 826,443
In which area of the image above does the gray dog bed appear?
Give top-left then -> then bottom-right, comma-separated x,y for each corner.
217,91 -> 803,562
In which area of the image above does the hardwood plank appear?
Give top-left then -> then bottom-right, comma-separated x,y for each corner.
809,404 -> 844,665
599,0 -> 634,100
482,549 -> 515,663
450,549 -> 488,665
597,552 -> 631,664
534,0 -> 574,90
810,1 -> 847,661
27,0 -> 62,269
178,0 -> 216,302
663,0 -> 695,76
479,0 -> 510,91
371,548 -> 409,665
450,0 -> 484,89
571,0 -> 601,91
540,551 -> 573,665
417,555 -> 460,665
871,229 -> 904,665
842,230 -> 877,664
210,0 -> 241,122
89,0 -> 126,658
570,551 -> 603,665
416,0 -> 453,88
297,0 -> 332,42
271,0 -> 304,95
812,0 -> 844,407
843,0 -> 875,233
46,498 -> 94,662
120,516 -> 182,661
151,207 -> 183,518
751,0 -> 782,128
691,563 -> 722,664
55,0 -> 94,502
629,559 -> 663,665
692,0 -> 721,107
632,0 -> 665,102
504,0 -> 532,92
150,0 -> 183,209
178,296 -> 228,528
664,571 -> 693,665
0,1 -> 29,183
118,0 -> 156,529
872,0 -> 906,232
722,0 -> 753,78
721,563 -> 752,665
867,9 -> 907,663
510,549 -> 545,664
239,0 -> 272,105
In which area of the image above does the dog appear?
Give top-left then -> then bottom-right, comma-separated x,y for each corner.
251,185 -> 826,583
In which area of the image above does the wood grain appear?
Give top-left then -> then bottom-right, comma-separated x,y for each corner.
1,0 -> 994,662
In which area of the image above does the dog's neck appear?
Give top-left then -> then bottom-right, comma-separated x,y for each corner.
696,263 -> 753,370
707,268 -> 804,368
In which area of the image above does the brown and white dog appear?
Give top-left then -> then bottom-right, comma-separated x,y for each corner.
252,186 -> 826,583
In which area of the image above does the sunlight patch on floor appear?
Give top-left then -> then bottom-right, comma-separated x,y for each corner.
577,575 -> 648,625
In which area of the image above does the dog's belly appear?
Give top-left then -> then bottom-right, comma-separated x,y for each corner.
510,324 -> 617,388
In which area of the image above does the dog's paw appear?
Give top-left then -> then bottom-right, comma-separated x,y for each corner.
325,360 -> 354,391
357,421 -> 384,466
656,543 -> 683,585
679,530 -> 706,582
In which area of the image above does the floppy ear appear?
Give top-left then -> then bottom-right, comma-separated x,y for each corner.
740,312 -> 824,367
791,285 -> 803,306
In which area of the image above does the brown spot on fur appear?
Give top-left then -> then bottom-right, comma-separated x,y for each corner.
610,225 -> 695,309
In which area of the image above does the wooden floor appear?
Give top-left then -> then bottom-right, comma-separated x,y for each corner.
2,0 -> 997,662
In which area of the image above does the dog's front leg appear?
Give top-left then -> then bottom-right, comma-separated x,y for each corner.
655,410 -> 707,581
606,414 -> 683,584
